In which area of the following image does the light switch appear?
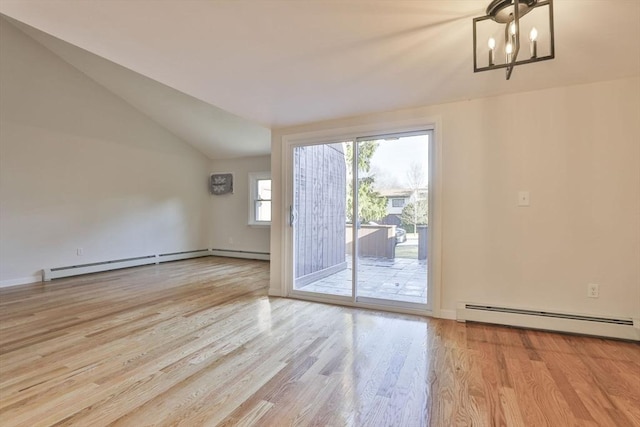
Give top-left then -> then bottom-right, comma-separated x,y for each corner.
518,191 -> 530,207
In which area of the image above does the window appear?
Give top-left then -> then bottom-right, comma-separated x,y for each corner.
249,172 -> 271,225
391,198 -> 405,208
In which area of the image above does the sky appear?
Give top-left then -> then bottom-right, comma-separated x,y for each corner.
369,134 -> 429,190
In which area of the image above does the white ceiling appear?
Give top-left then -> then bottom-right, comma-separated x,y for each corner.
4,16 -> 272,160
1,0 -> 639,158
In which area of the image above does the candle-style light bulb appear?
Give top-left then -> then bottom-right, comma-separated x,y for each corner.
529,27 -> 538,58
508,21 -> 517,53
505,42 -> 513,63
488,37 -> 496,66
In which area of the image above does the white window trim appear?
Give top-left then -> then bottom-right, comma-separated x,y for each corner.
249,172 -> 271,226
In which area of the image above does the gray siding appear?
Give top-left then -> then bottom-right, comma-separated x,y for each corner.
294,143 -> 346,280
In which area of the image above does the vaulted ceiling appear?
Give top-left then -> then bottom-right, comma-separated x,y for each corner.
1,1 -> 638,159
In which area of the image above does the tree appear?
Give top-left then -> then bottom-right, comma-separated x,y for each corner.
345,141 -> 387,223
405,161 -> 426,191
370,165 -> 401,190
401,199 -> 428,232
403,161 -> 428,232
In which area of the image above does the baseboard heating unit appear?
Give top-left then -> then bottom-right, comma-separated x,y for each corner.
42,249 -> 211,281
456,303 -> 640,341
209,249 -> 270,261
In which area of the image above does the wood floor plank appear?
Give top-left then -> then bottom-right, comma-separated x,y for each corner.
1,257 -> 638,426
505,358 -> 550,426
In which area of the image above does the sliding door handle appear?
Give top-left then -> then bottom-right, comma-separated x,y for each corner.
289,205 -> 296,227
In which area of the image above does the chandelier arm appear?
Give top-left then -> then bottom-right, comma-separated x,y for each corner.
506,0 -> 522,80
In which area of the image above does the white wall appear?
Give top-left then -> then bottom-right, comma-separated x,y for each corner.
271,76 -> 640,320
0,19 -> 211,285
209,156 -> 271,255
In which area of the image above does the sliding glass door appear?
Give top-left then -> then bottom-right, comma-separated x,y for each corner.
290,131 -> 431,310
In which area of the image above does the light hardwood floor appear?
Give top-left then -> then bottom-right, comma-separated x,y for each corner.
0,257 -> 638,426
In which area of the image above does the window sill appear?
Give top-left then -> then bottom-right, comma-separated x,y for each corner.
249,223 -> 271,228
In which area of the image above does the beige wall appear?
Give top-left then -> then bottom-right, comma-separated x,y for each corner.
0,18 -> 211,285
271,76 -> 640,319
209,156 -> 271,254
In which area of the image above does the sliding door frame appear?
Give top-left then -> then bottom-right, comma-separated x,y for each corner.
281,117 -> 443,317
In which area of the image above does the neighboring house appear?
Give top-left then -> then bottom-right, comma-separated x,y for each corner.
379,189 -> 412,215
377,188 -> 428,225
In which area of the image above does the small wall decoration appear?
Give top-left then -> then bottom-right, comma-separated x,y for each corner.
210,173 -> 233,195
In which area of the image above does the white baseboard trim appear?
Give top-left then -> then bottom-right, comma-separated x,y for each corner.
158,250 -> 211,263
0,275 -> 42,288
438,309 -> 457,320
210,249 -> 270,261
268,288 -> 283,297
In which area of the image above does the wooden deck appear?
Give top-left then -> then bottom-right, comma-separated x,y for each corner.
1,257 -> 638,426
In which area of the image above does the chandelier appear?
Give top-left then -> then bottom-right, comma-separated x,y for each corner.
473,0 -> 555,80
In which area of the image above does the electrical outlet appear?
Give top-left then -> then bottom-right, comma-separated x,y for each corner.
587,283 -> 599,298
77,248 -> 84,256
228,237 -> 234,245
518,191 -> 530,207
